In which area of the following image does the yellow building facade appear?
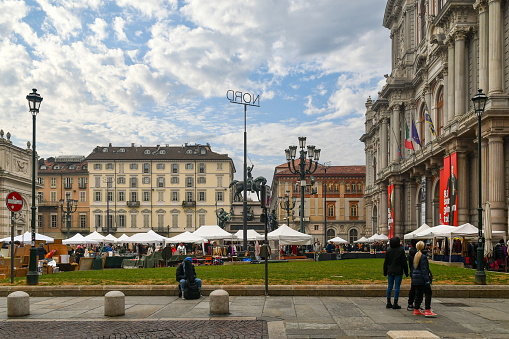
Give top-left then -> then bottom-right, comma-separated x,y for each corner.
86,143 -> 234,236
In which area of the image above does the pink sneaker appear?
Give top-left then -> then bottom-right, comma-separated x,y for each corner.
424,309 -> 437,317
413,308 -> 425,316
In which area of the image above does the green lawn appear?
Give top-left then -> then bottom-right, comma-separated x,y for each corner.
2,259 -> 508,286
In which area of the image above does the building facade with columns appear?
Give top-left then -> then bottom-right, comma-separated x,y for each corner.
0,130 -> 35,238
361,0 -> 509,238
270,162 -> 366,244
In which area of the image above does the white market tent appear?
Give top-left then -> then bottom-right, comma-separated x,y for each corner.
104,234 -> 118,243
193,225 -> 236,241
147,230 -> 169,242
0,231 -> 54,244
404,224 -> 431,240
354,236 -> 370,243
371,234 -> 389,242
115,234 -> 130,244
167,231 -> 207,244
414,225 -> 457,238
234,229 -> 263,241
63,233 -> 99,245
265,224 -> 312,245
85,231 -> 106,242
327,236 -> 348,244
123,232 -> 164,244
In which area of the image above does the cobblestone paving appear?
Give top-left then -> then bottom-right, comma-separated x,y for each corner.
0,320 -> 268,339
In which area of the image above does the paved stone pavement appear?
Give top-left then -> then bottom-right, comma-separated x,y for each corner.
1,295 -> 509,338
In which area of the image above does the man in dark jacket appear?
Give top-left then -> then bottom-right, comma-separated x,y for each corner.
36,243 -> 47,260
406,239 -> 418,311
383,236 -> 408,309
176,257 -> 202,299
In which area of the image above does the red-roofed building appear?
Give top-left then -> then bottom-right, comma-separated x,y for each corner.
270,161 -> 367,244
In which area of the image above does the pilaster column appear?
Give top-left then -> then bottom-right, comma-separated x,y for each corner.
443,68 -> 449,126
457,152 -> 469,225
454,31 -> 466,117
489,0 -> 503,95
481,139 -> 489,208
488,135 -> 506,231
424,89 -> 432,143
426,176 -> 433,225
393,182 -> 402,238
447,41 -> 455,121
381,187 -> 388,236
408,181 -> 417,231
381,118 -> 388,169
475,1 -> 489,93
391,105 -> 400,163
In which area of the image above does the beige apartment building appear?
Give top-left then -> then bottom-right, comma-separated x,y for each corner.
361,0 -> 509,238
270,162 -> 366,244
85,143 -> 234,236
37,156 -> 89,239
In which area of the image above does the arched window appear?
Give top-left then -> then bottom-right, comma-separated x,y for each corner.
350,204 -> 358,217
349,228 -> 358,243
420,0 -> 426,42
346,183 -> 350,193
357,183 -> 362,194
351,183 -> 356,194
420,105 -> 426,145
293,182 -> 299,194
326,229 -> 336,242
373,158 -> 377,179
334,183 -> 339,193
436,87 -> 444,136
327,204 -> 335,217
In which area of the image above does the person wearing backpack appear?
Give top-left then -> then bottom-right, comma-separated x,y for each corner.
383,236 -> 408,309
412,241 -> 437,317
176,257 -> 202,299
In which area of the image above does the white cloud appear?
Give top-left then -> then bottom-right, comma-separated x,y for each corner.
89,17 -> 108,43
37,0 -> 82,39
115,0 -> 178,19
113,16 -> 128,41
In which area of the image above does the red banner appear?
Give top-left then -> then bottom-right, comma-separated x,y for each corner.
441,153 -> 458,226
388,184 -> 394,238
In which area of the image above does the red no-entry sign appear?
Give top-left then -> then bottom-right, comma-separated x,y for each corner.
6,191 -> 23,212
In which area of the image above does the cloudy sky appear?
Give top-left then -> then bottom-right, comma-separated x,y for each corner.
1,0 -> 391,184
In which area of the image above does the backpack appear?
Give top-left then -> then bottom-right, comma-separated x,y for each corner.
183,279 -> 201,300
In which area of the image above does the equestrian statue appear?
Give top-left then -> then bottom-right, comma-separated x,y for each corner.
229,165 -> 267,202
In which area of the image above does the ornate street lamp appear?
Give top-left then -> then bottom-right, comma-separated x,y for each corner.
279,192 -> 296,225
285,137 -> 321,233
26,88 -> 43,285
60,198 -> 78,239
472,89 -> 487,285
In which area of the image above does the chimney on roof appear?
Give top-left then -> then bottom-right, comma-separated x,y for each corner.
109,143 -> 112,147
131,143 -> 135,147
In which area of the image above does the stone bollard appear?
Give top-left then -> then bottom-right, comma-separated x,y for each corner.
7,291 -> 30,317
104,291 -> 125,317
209,289 -> 229,315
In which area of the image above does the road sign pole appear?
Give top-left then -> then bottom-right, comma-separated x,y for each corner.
10,211 -> 14,284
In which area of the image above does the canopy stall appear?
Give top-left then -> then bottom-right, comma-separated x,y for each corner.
167,231 -> 207,244
265,224 -> 312,259
403,224 -> 430,240
370,234 -> 389,242
354,237 -> 369,243
193,225 -> 236,241
85,231 -> 106,242
115,234 -> 130,244
1,231 -> 55,244
63,233 -> 99,245
234,229 -> 263,241
103,234 -> 118,243
122,232 -> 165,244
327,236 -> 348,244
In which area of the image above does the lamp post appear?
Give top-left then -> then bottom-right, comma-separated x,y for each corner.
278,191 -> 296,225
472,89 -> 487,285
60,198 -> 78,239
26,88 -> 43,285
285,137 -> 321,233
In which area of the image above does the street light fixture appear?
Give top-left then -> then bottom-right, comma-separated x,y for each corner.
285,136 -> 321,233
472,89 -> 488,285
26,88 -> 42,286
279,192 -> 296,225
60,198 -> 78,239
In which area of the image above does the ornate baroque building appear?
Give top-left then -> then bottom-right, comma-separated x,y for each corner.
0,130 -> 35,238
270,163 -> 366,243
85,143 -> 234,236
37,156 -> 89,239
361,0 -> 509,238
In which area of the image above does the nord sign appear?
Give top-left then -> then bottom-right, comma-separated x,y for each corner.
226,90 -> 260,107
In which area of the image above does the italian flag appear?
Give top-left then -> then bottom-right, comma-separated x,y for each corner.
405,123 -> 414,150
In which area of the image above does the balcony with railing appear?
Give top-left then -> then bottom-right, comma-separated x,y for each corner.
182,201 -> 196,208
127,201 -> 140,207
38,200 -> 59,207
60,225 -> 90,234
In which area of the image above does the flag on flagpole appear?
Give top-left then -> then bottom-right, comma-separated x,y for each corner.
405,123 -> 414,150
411,119 -> 421,147
398,145 -> 402,159
424,104 -> 436,136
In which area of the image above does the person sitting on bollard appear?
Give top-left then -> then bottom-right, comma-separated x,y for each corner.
176,257 -> 202,299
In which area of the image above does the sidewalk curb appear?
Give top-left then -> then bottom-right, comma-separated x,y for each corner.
1,285 -> 508,298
